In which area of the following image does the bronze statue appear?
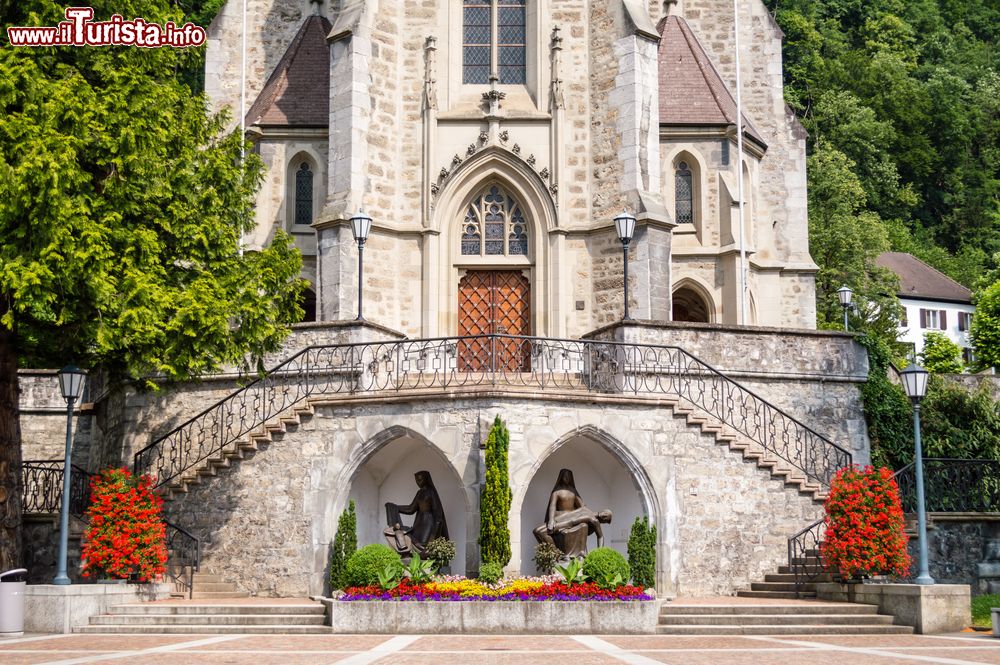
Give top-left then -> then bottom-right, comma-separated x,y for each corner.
383,470 -> 448,557
532,468 -> 613,559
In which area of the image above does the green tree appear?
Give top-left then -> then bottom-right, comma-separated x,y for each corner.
479,415 -> 512,566
971,280 -> 1000,371
807,144 -> 901,342
919,332 -> 964,374
922,376 -> 1000,460
329,500 -> 357,591
0,0 -> 304,570
627,516 -> 656,589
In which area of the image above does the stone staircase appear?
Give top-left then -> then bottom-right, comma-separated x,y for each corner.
657,601 -> 912,635
75,601 -> 328,634
180,571 -> 250,600
160,389 -> 827,504
738,547 -> 829,600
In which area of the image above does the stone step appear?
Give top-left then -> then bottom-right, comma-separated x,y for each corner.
109,604 -> 325,616
750,581 -> 814,592
777,565 -> 826,575
655,624 -> 913,636
192,582 -> 242,593
190,591 -> 251,599
660,604 -> 877,616
74,624 -> 331,634
658,614 -> 895,626
90,614 -> 325,626
736,591 -> 816,600
190,573 -> 225,584
764,573 -> 834,583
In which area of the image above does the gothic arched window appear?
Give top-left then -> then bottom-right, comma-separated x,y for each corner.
294,162 -> 313,226
461,185 -> 528,256
463,0 -> 526,85
675,161 -> 693,224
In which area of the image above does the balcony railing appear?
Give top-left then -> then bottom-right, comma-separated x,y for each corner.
895,458 -> 1000,513
133,334 -> 851,490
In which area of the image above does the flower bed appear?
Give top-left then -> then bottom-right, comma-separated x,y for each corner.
340,576 -> 652,601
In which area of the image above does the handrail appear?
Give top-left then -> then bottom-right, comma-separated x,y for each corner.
20,461 -> 201,598
134,334 -> 852,490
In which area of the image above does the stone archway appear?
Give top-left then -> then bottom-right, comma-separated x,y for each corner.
517,427 -> 654,576
345,427 -> 472,574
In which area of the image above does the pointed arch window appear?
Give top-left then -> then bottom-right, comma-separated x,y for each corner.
461,185 -> 528,256
675,161 -> 693,224
463,0 -> 526,84
294,162 -> 314,226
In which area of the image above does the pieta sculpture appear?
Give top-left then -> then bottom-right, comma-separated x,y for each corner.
532,468 -> 612,559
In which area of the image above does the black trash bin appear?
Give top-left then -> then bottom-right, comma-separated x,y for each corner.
0,568 -> 27,636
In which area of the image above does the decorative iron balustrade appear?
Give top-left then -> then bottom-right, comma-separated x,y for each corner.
134,334 -> 852,490
21,461 -> 91,515
20,461 -> 200,598
788,518 -> 825,597
895,458 -> 1000,514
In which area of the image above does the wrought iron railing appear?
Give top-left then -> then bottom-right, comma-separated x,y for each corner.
134,334 -> 852,489
21,460 -> 92,515
788,518 -> 825,597
895,458 -> 1000,514
20,461 -> 200,598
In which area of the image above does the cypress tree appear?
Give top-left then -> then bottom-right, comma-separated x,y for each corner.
329,500 -> 357,590
627,516 -> 657,589
479,415 -> 512,566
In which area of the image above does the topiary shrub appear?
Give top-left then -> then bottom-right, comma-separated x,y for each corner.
328,500 -> 357,590
533,542 -> 562,575
627,517 -> 656,589
478,561 -> 504,585
424,538 -> 456,568
582,547 -> 630,589
344,544 -> 402,588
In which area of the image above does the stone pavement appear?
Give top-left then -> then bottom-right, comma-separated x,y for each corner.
1,631 -> 998,664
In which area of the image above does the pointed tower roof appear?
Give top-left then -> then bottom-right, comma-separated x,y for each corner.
245,15 -> 332,128
657,15 -> 765,149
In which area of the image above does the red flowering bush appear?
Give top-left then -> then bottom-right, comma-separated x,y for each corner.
822,465 -> 911,580
80,468 -> 167,581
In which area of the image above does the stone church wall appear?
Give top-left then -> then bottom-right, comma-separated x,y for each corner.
160,395 -> 822,597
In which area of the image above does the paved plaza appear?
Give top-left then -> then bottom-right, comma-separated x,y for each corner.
0,631 -> 996,664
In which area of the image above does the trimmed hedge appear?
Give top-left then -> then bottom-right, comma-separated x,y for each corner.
583,547 -> 630,587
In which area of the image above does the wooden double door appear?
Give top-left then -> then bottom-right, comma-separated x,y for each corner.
458,270 -> 531,371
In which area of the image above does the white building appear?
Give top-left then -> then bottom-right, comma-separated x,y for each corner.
876,252 -> 975,364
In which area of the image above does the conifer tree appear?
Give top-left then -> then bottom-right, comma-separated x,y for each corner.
479,415 -> 511,566
329,500 -> 357,590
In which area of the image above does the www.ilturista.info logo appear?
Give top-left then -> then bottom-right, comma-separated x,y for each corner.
7,7 -> 206,47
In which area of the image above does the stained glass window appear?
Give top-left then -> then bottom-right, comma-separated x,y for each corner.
295,162 -> 313,226
675,161 -> 693,224
463,0 -> 526,85
461,185 -> 529,256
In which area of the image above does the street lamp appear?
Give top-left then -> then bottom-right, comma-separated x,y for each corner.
900,362 -> 934,585
614,210 -> 637,321
54,364 -> 86,585
350,209 -> 373,321
837,285 -> 853,331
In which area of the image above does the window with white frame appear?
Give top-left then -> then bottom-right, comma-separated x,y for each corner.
919,308 -> 946,330
460,185 -> 528,256
463,0 -> 526,84
958,311 -> 973,332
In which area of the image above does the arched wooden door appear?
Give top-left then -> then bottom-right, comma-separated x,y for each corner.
458,270 -> 531,371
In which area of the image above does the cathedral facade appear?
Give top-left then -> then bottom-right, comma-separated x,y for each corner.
20,0 -> 873,599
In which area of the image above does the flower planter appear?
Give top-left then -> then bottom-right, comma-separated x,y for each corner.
322,598 -> 659,634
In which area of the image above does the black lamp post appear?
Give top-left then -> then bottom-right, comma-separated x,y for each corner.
837,285 -> 853,331
900,362 -> 934,585
614,210 -> 637,321
350,209 -> 372,321
54,364 -> 86,585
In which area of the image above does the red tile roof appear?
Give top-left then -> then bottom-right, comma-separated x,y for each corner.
876,252 -> 973,304
657,15 -> 765,148
245,15 -> 332,128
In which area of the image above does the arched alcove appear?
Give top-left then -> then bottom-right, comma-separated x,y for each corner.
672,284 -> 713,323
347,429 -> 470,573
517,428 -> 651,575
